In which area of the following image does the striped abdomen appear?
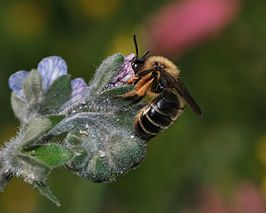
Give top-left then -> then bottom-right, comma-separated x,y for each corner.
135,90 -> 183,140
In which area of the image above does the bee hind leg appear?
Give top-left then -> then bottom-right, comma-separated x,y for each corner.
116,91 -> 143,103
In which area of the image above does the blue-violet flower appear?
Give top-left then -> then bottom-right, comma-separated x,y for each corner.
8,56 -> 88,104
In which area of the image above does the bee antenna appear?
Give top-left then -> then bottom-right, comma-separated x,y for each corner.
143,50 -> 150,59
133,34 -> 139,58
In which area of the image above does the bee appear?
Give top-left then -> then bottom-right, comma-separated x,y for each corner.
120,35 -> 202,140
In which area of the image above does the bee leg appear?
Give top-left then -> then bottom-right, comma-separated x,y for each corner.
117,78 -> 154,103
116,91 -> 143,103
134,78 -> 154,96
117,90 -> 138,99
127,76 -> 138,84
136,69 -> 154,78
127,69 -> 154,85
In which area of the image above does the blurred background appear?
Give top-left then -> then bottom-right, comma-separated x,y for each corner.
0,0 -> 266,212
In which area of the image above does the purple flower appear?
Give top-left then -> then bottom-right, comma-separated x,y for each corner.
8,70 -> 29,99
106,53 -> 135,89
37,56 -> 68,90
8,56 -> 88,103
70,78 -> 88,103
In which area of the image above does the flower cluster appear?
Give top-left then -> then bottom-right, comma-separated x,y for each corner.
1,53 -> 147,206
9,56 -> 88,106
106,53 -> 135,89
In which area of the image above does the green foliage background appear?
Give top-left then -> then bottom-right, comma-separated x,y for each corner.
0,0 -> 266,212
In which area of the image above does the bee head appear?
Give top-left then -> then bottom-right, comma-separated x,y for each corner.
131,57 -> 145,72
132,34 -> 150,73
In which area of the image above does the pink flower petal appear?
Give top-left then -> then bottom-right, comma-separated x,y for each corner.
233,183 -> 266,213
146,0 -> 241,56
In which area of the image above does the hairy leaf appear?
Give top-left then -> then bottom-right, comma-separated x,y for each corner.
28,144 -> 73,168
40,75 -> 72,114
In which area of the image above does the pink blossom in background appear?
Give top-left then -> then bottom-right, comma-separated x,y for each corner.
181,183 -> 266,213
232,183 -> 266,213
195,186 -> 229,213
146,0 -> 241,57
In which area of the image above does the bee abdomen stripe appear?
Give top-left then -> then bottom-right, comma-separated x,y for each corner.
156,96 -> 180,118
147,107 -> 172,128
135,121 -> 153,140
150,103 -> 168,116
171,109 -> 184,121
161,92 -> 179,107
144,113 -> 161,127
140,112 -> 162,134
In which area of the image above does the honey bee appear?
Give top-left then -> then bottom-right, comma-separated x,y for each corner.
121,35 -> 202,140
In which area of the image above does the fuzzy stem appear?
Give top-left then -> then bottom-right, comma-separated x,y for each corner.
0,168 -> 13,192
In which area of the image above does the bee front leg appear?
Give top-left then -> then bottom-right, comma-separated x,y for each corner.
116,90 -> 143,103
117,78 -> 154,103
117,90 -> 138,99
127,76 -> 138,84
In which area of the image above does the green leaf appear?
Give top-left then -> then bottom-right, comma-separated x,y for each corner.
33,181 -> 61,207
46,114 -> 66,126
66,148 -> 88,172
46,112 -> 111,136
30,144 -> 73,168
89,53 -> 124,95
100,85 -> 134,97
22,115 -> 65,149
98,85 -> 141,111
17,154 -> 51,181
40,74 -> 72,114
23,69 -> 42,103
22,117 -> 53,148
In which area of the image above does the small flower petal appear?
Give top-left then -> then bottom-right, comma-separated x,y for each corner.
37,56 -> 68,90
8,70 -> 29,99
106,54 -> 135,89
69,78 -> 88,103
124,53 -> 135,61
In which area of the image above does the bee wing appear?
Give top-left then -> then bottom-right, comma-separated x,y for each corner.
174,79 -> 202,116
160,69 -> 202,116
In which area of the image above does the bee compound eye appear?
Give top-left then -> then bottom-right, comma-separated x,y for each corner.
131,62 -> 138,70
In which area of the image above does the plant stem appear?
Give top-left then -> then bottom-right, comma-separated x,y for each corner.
0,168 -> 13,192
